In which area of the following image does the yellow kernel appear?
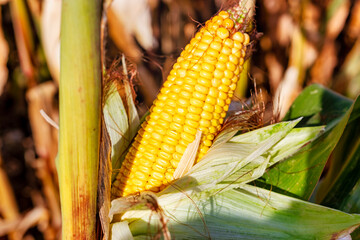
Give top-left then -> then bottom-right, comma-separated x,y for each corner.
151,171 -> 164,181
224,105 -> 229,111
173,63 -> 180,69
206,48 -> 219,57
184,125 -> 197,135
187,70 -> 200,79
203,55 -> 217,64
195,84 -> 209,94
163,135 -> 178,145
181,132 -> 195,143
185,119 -> 199,128
167,129 -> 181,140
231,76 -> 238,83
173,115 -> 185,124
191,64 -> 202,71
132,178 -> 146,187
230,83 -> 237,90
222,18 -> 234,29
135,170 -> 149,181
218,53 -> 229,62
179,139 -> 190,147
232,32 -> 244,42
152,164 -> 166,173
169,92 -> 178,100
211,119 -> 220,126
216,27 -> 229,39
207,134 -> 215,140
202,62 -> 215,72
214,105 -> 223,113
177,107 -> 186,115
205,96 -> 216,105
200,146 -> 210,154
200,70 -> 213,79
169,122 -> 182,132
176,145 -> 187,154
177,69 -> 186,78
212,15 -> 223,24
156,158 -> 170,167
199,119 -> 211,128
169,69 -> 177,76
170,85 -> 181,93
201,35 -> 213,44
221,46 -> 232,55
224,69 -> 234,79
214,69 -> 224,79
208,87 -> 219,98
186,113 -> 201,121
219,84 -> 230,92
171,158 -> 180,169
241,49 -> 246,58
219,91 -> 228,100
193,91 -> 207,101
166,99 -> 177,108
152,132 -> 163,141
183,84 -> 195,92
137,164 -> 153,174
217,98 -> 226,107
203,103 -> 215,112
239,57 -> 244,66
212,78 -> 221,87
198,126 -> 209,134
209,126 -> 217,133
234,40 -> 243,49
161,143 -> 175,153
178,98 -> 190,107
226,62 -> 236,71
180,90 -> 192,99
148,178 -> 163,187
165,172 -> 174,182
203,139 -> 213,147
232,48 -> 241,58
198,42 -> 209,51
158,151 -> 172,160
188,105 -> 202,114
210,41 -> 222,51
201,111 -> 213,120
218,11 -> 229,18
198,77 -> 211,87
215,61 -> 226,71
190,98 -> 204,108
221,77 -> 232,85
244,33 -> 250,44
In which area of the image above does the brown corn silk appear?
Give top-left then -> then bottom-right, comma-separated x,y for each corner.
112,6 -> 251,197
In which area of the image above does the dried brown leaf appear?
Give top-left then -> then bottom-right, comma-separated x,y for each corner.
0,10 -> 9,96
41,0 -> 61,84
26,81 -> 58,173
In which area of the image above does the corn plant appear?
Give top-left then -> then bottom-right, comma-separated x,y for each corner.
56,0 -> 360,239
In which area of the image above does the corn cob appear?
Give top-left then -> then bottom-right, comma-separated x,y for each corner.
112,8 -> 250,197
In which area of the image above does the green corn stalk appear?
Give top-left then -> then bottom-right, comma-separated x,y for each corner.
57,0 -> 101,239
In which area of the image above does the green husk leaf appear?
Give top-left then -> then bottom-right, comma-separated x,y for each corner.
119,184 -> 360,239
103,82 -> 139,182
164,119 -> 304,193
256,84 -> 354,200
315,96 -> 360,237
110,221 -> 134,240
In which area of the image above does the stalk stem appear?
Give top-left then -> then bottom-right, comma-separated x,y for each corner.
58,0 -> 101,239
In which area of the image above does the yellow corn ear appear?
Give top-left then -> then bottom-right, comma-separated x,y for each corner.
112,9 -> 250,197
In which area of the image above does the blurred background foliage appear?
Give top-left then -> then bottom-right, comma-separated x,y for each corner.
0,0 -> 359,239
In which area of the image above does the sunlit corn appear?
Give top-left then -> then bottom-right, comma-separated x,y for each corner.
112,9 -> 250,197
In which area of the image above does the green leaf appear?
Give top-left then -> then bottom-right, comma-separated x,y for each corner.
120,185 -> 360,239
103,82 -> 139,182
316,96 -> 360,212
256,84 -> 354,200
